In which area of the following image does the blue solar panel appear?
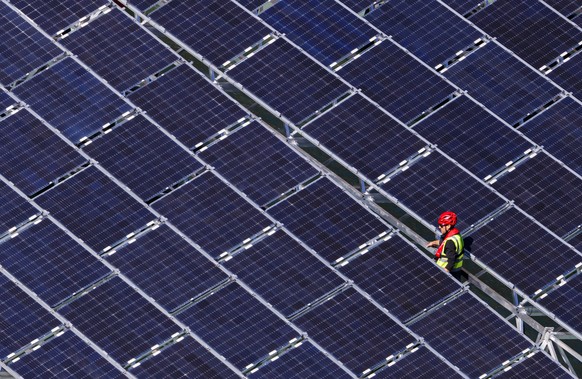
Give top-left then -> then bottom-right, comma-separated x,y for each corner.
150,0 -> 271,66
61,10 -> 176,92
337,0 -> 375,13
469,0 -> 582,69
0,275 -> 60,360
248,342 -> 351,379
440,0 -> 479,16
10,0 -> 109,36
34,167 -> 153,252
59,277 -> 181,365
519,97 -> 582,175
381,151 -> 506,231
175,282 -> 297,369
9,331 -> 124,379
495,350 -> 573,379
0,3 -> 62,85
223,230 -> 345,317
268,178 -> 389,263
569,231 -> 582,252
0,92 -> 14,110
413,96 -> 533,178
0,111 -> 85,196
295,288 -> 416,375
465,207 -> 582,295
337,41 -> 456,123
539,275 -> 582,333
549,58 -> 582,102
544,0 -> 582,27
373,347 -> 464,379
365,0 -> 481,67
491,153 -> 582,237
339,234 -> 459,322
199,121 -> 317,205
444,43 -> 560,125
129,64 -> 248,150
259,0 -> 376,66
410,293 -> 531,379
0,220 -> 110,308
0,181 -> 38,233
83,115 -> 203,201
303,94 -> 427,180
106,224 -> 227,312
13,58 -> 133,144
130,335 -> 239,378
228,39 -> 349,123
152,173 -> 272,257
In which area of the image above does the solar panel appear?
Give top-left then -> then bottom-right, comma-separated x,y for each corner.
0,275 -> 60,360
13,58 -> 133,144
248,341 -> 351,379
538,275 -> 582,333
337,41 -> 456,124
199,121 -> 318,206
1,110 -> 86,196
372,347 -> 464,379
83,115 -> 203,201
465,207 -> 582,296
150,0 -> 271,66
9,0 -> 109,36
0,181 -> 38,233
8,331 -> 124,379
491,152 -> 582,236
0,91 -> 14,110
364,0 -> 481,67
152,172 -> 272,257
0,220 -> 110,308
228,39 -> 349,124
544,0 -> 582,27
381,150 -> 506,231
410,293 -> 531,379
58,276 -> 181,365
413,96 -> 534,179
267,178 -> 389,263
34,167 -> 154,252
259,0 -> 376,66
444,43 -> 560,125
294,288 -> 417,375
223,229 -> 345,317
339,234 -> 460,322
0,3 -> 62,85
129,64 -> 248,150
60,9 -> 177,92
548,57 -> 582,101
468,0 -> 582,69
174,282 -> 297,369
495,350 -> 573,379
302,94 -> 427,180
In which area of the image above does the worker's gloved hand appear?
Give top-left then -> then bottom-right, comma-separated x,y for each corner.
426,240 -> 440,248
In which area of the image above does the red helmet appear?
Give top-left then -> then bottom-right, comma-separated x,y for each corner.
438,211 -> 457,226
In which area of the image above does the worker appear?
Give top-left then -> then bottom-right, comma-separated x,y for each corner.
426,211 -> 465,281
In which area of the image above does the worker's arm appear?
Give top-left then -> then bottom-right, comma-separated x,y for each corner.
426,239 -> 440,248
443,239 -> 457,272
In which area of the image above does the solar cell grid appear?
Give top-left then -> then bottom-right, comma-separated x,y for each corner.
9,331 -> 125,379
129,64 -> 248,150
544,0 -> 582,27
34,167 -> 153,252
228,39 -> 349,123
175,282 -> 297,369
0,220 -> 111,308
337,0 -> 375,14
440,0 -> 480,16
519,97 -> 582,175
58,277 -> 181,365
549,56 -> 582,102
0,181 -> 38,233
568,231 -> 582,252
337,41 -> 456,123
106,225 -> 228,312
465,207 -> 582,295
302,94 -> 427,180
381,150 -> 506,231
538,275 -> 582,333
444,43 -> 561,125
372,347 -> 464,379
294,288 -> 417,375
0,3 -> 62,85
223,230 -> 345,317
60,9 -> 177,92
413,95 -> 534,179
13,58 -> 133,144
0,92 -> 14,111
0,110 -> 85,196
410,293 -> 531,379
199,121 -> 317,205
494,350 -> 573,379
267,178 -> 389,263
339,234 -> 459,322
150,0 -> 271,66
83,115 -> 203,201
152,173 -> 272,258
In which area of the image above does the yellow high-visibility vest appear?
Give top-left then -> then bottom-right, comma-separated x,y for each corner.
436,234 -> 464,270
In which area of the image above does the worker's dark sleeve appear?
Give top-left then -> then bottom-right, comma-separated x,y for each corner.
444,239 -> 457,271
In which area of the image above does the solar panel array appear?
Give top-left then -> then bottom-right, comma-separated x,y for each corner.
0,0 -> 581,378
